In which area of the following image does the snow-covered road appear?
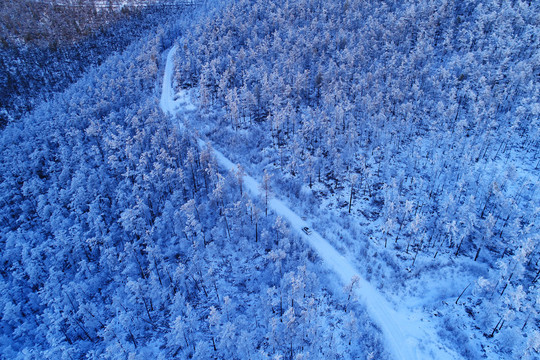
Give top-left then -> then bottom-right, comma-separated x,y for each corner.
160,45 -> 460,360
160,45 -> 196,115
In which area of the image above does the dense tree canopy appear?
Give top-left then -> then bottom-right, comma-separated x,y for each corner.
174,0 -> 540,357
1,0 -> 538,358
0,7 -> 384,358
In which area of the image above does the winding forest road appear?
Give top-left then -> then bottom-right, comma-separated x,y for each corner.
160,45 -> 460,360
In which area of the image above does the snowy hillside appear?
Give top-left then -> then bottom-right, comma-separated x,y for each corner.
0,1 -> 191,126
172,0 -> 539,358
0,0 -> 538,359
1,3 -> 383,359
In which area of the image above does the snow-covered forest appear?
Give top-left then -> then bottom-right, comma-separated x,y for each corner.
173,0 -> 540,357
0,1 -> 188,126
1,0 -> 539,359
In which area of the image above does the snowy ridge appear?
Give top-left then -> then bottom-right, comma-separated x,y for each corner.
160,45 -> 460,360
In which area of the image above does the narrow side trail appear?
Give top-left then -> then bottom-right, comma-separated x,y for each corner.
160,45 -> 460,360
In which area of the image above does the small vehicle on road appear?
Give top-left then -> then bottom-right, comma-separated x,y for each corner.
302,226 -> 312,235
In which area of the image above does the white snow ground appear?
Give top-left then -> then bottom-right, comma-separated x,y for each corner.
159,45 -> 461,360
